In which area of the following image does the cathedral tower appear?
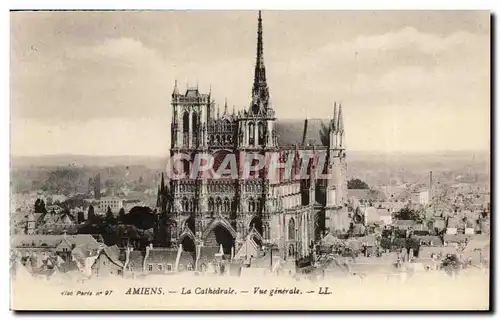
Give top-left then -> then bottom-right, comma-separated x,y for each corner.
324,102 -> 349,233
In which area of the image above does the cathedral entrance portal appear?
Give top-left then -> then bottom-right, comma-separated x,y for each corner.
185,216 -> 195,234
181,236 -> 196,253
213,225 -> 234,255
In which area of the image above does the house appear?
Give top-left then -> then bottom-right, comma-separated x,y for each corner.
433,218 -> 446,232
419,190 -> 430,205
177,251 -> 196,272
71,245 -> 100,277
410,257 -> 439,272
347,261 -> 400,279
443,234 -> 471,245
91,245 -> 124,278
13,234 -> 101,272
363,206 -> 391,225
462,235 -> 490,266
143,245 -> 178,274
465,227 -> 476,235
97,197 -> 124,213
480,220 -> 490,235
394,220 -> 416,230
196,246 -> 223,273
446,217 -> 463,229
234,227 -> 264,260
123,249 -> 145,277
412,222 -> 428,232
14,235 -> 62,256
446,227 -> 458,235
418,245 -> 458,260
350,223 -> 366,236
239,248 -> 282,276
344,238 -> 363,253
377,209 -> 393,226
356,235 -> 377,257
319,256 -> 350,278
411,235 -> 443,246
348,189 -> 378,206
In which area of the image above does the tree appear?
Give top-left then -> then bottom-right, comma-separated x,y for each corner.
106,206 -> 113,217
34,199 -> 41,213
123,206 -> 158,230
34,198 -> 47,214
347,178 -> 369,190
441,254 -> 462,277
105,206 -> 116,225
394,207 -> 421,221
77,211 -> 85,224
87,205 -> 98,224
118,207 -> 126,223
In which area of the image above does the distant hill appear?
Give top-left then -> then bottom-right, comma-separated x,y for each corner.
11,154 -> 168,170
10,151 -> 490,195
11,150 -> 489,169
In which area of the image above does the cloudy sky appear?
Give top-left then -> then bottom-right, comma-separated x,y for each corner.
10,10 -> 490,156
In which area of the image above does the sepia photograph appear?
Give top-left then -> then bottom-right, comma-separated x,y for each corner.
9,9 -> 490,311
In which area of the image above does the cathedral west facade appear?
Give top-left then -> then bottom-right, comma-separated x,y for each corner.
163,11 -> 349,261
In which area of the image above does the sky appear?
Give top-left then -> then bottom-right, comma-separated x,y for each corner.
10,10 -> 490,156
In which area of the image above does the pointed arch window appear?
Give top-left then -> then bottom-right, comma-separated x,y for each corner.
223,198 -> 230,212
256,197 -> 262,212
183,111 -> 190,133
189,198 -> 195,212
258,122 -> 265,145
182,160 -> 190,176
288,218 -> 296,241
208,197 -> 215,212
192,112 -> 198,133
216,197 -> 222,212
248,197 -> 254,212
248,122 -> 255,145
192,112 -> 199,145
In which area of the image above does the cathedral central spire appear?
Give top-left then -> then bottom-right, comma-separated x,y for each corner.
251,10 -> 271,115
255,10 -> 265,74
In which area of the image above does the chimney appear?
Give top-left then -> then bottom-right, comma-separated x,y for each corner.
124,247 -> 133,270
175,244 -> 183,272
144,245 -> 152,272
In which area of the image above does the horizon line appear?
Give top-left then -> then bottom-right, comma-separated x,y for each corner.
10,149 -> 491,158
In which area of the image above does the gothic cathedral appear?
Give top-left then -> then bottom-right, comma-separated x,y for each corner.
164,11 -> 349,261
